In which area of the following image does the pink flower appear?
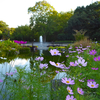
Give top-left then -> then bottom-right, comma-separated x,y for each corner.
66,55 -> 69,57
0,79 -> 3,82
61,77 -> 75,85
40,71 -> 46,76
49,49 -> 61,56
87,46 -> 91,48
94,56 -> 100,61
77,88 -> 84,95
87,81 -> 99,88
69,46 -> 72,49
49,61 -> 64,69
87,79 -> 94,82
55,70 -> 59,73
76,56 -> 83,60
14,40 -> 27,44
67,86 -> 73,94
75,46 -> 78,48
79,79 -> 84,82
6,70 -> 17,76
66,95 -> 76,100
39,63 -> 48,69
70,62 -> 77,67
35,57 -> 44,61
89,50 -> 97,55
91,68 -> 98,70
82,48 -> 87,50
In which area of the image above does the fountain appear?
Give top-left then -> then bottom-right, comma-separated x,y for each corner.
39,36 -> 43,43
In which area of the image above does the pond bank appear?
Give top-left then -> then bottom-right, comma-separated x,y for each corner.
23,42 -> 72,50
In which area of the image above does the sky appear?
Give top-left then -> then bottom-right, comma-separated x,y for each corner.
0,0 -> 99,28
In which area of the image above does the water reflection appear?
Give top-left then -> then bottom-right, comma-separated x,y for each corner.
9,58 -> 29,67
0,49 -> 67,80
40,49 -> 43,56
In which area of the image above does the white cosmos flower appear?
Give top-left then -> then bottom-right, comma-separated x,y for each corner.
75,58 -> 87,67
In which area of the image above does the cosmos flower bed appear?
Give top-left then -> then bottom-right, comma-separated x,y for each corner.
0,43 -> 100,100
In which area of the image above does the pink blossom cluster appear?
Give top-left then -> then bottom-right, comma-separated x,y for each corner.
14,40 -> 27,44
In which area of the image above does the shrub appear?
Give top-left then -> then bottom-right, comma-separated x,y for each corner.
73,37 -> 92,48
73,29 -> 87,41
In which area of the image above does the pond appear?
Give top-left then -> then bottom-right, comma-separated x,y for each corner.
0,49 -> 67,100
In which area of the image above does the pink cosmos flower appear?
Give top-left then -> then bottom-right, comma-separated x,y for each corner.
76,48 -> 81,52
87,81 -> 99,88
40,71 -> 46,76
49,61 -> 64,69
76,56 -> 83,60
75,58 -> 87,67
61,77 -> 75,85
70,62 -> 77,67
0,79 -> 3,82
87,46 -> 91,48
6,70 -> 17,76
67,86 -> 73,94
89,50 -> 97,55
49,49 -> 61,56
35,57 -> 44,61
77,88 -> 84,95
66,55 -> 69,57
79,46 -> 82,49
55,70 -> 59,73
94,56 -> 100,61
79,79 -> 84,82
62,69 -> 66,71
61,64 -> 70,70
69,46 -> 72,49
75,46 -> 78,48
82,48 -> 87,50
39,63 -> 48,69
91,67 -> 98,70
87,79 -> 94,82
66,95 -> 76,100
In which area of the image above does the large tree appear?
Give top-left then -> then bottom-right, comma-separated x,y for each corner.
28,0 -> 56,42
65,1 -> 100,41
0,20 -> 9,39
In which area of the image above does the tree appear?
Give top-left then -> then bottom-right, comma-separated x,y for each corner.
65,1 -> 100,41
0,20 -> 8,32
28,0 -> 56,42
11,25 -> 32,41
0,21 -> 9,39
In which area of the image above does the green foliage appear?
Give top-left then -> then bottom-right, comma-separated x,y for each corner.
0,20 -> 8,32
66,1 -> 100,41
19,47 -> 30,54
0,39 -> 21,57
28,0 -> 73,42
73,29 -> 87,41
11,25 -> 32,41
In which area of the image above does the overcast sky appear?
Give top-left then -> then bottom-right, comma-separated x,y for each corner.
0,0 -> 99,28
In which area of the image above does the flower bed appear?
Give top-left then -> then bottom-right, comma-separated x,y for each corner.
0,42 -> 100,100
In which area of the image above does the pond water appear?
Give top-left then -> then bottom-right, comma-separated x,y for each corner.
0,49 -> 67,80
0,48 -> 67,100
